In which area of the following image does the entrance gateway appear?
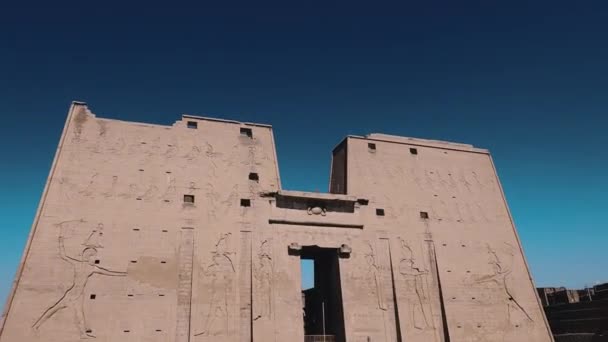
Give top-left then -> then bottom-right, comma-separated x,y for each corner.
297,245 -> 347,342
0,102 -> 553,342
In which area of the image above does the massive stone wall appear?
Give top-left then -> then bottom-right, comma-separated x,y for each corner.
0,102 -> 553,342
344,134 -> 553,341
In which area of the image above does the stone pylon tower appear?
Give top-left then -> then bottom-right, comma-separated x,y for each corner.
0,102 -> 553,341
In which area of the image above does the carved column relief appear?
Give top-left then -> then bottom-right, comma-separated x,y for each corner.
377,238 -> 399,342
252,236 -> 274,342
176,228 -> 195,342
239,231 -> 252,342
423,238 -> 448,342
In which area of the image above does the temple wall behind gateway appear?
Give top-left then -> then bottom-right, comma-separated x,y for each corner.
0,102 -> 553,342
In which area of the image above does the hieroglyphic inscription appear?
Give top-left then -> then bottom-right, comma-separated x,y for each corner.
176,228 -> 195,342
239,231 -> 252,342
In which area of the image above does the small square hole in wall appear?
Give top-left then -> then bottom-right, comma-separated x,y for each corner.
368,143 -> 376,152
248,172 -> 259,182
240,127 -> 253,138
376,208 -> 385,216
420,211 -> 429,219
240,199 -> 251,207
183,195 -> 195,204
94,259 -> 100,264
410,148 -> 418,155
90,294 -> 96,300
86,329 -> 93,334
187,121 -> 198,129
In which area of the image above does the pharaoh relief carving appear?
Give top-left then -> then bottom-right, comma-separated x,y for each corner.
33,223 -> 126,338
101,175 -> 119,198
56,172 -> 134,202
364,241 -> 386,311
57,176 -> 79,201
254,239 -> 273,321
78,173 -> 99,198
467,243 -> 534,327
163,141 -> 178,159
162,175 -> 177,201
184,145 -> 202,162
196,233 -> 235,337
204,184 -> 240,221
397,238 -> 433,330
240,143 -> 271,168
101,134 -> 127,155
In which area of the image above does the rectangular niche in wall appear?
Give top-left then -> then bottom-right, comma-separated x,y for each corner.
240,127 -> 253,138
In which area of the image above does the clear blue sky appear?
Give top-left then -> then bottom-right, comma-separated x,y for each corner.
1,1 -> 607,304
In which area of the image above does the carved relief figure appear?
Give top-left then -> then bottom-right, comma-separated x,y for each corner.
162,175 -> 177,200
163,142 -> 178,159
83,223 -> 104,249
254,239 -> 273,320
104,136 -> 126,155
431,199 -> 450,222
205,142 -> 221,159
139,184 -> 159,201
196,233 -> 235,337
32,235 -> 126,338
424,169 -> 441,192
185,145 -> 202,161
398,239 -> 431,329
364,242 -> 386,311
470,244 -> 533,325
101,175 -> 119,198
57,176 -> 79,201
455,169 -> 482,194
242,145 -> 256,167
79,173 -> 98,197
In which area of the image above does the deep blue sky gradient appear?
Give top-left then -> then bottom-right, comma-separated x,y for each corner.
1,0 -> 607,304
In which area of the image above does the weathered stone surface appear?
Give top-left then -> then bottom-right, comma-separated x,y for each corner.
0,102 -> 553,341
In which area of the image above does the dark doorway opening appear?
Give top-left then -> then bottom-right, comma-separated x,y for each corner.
300,246 -> 346,342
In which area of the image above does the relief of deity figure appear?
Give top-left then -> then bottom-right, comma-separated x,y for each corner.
398,239 -> 431,330
196,233 -> 235,337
